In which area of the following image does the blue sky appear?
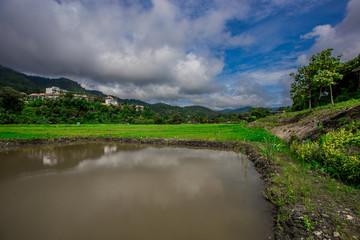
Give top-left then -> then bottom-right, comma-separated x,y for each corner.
0,0 -> 359,110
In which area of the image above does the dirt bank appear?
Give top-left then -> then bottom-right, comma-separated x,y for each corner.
251,104 -> 360,143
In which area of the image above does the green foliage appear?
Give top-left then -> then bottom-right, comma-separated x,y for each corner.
0,97 -> 157,124
302,215 -> 314,232
291,122 -> 360,186
248,107 -> 271,119
0,87 -> 25,115
289,49 -> 360,111
258,137 -> 284,162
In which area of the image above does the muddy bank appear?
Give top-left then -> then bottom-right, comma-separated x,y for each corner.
251,104 -> 360,143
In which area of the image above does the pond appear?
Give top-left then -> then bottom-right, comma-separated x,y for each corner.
0,143 -> 272,240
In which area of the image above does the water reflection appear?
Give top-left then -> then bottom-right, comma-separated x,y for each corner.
0,143 -> 272,240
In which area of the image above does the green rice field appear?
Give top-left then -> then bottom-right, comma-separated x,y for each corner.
0,123 -> 276,143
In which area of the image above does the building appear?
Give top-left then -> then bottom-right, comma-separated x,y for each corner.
28,93 -> 46,101
28,86 -> 82,101
45,86 -> 61,94
105,96 -> 118,105
74,94 -> 89,101
135,105 -> 144,111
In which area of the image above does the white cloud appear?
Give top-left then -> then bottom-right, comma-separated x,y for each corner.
0,0 -> 353,109
300,0 -> 360,61
0,0 -> 253,101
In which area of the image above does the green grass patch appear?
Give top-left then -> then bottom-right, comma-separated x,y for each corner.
0,123 -> 279,143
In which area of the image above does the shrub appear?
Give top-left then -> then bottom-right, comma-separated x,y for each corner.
291,124 -> 360,186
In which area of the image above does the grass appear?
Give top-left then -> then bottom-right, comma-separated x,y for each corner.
0,123 -> 280,143
268,149 -> 360,238
282,99 -> 360,118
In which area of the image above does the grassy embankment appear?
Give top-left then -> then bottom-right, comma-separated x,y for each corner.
0,102 -> 359,239
253,99 -> 360,239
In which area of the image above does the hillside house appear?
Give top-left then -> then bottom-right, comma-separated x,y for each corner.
29,93 -> 46,101
46,86 -> 60,94
105,96 -> 118,106
28,86 -> 88,101
135,105 -> 144,111
74,94 -> 89,100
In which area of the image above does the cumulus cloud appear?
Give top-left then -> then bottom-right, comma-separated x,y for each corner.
300,0 -> 360,61
0,0 -> 248,94
0,0 -> 352,109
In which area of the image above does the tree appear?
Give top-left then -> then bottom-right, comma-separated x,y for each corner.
0,87 -> 25,114
64,91 -> 74,102
290,65 -> 316,109
290,48 -> 343,109
169,113 -> 183,124
154,113 -> 164,124
313,70 -> 342,106
309,49 -> 343,106
249,107 -> 271,119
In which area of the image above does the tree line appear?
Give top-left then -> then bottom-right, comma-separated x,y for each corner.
0,88 -> 276,124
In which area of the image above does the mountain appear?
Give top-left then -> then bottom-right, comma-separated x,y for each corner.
0,65 -> 88,94
0,65 -> 148,105
148,103 -> 219,119
0,65 -> 220,118
219,106 -> 252,114
183,105 -> 219,118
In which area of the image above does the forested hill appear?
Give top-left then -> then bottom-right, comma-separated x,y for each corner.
0,65 -> 148,105
147,103 -> 219,119
0,65 -> 86,94
0,65 -> 219,118
183,105 -> 219,118
219,106 -> 252,114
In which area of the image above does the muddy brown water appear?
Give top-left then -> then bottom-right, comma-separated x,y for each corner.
0,143 -> 272,240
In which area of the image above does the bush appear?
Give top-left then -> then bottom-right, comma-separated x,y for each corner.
291,123 -> 360,186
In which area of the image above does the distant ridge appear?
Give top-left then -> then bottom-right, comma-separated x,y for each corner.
0,65 -> 148,105
147,103 -> 219,118
0,65 -> 218,118
219,106 -> 252,114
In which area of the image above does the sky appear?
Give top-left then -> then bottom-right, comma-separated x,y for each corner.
0,0 -> 359,110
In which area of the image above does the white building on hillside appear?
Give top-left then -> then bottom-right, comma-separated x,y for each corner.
105,96 -> 118,105
46,86 -> 60,94
135,105 -> 144,111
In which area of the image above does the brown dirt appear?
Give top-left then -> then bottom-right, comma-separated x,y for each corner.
253,105 -> 360,143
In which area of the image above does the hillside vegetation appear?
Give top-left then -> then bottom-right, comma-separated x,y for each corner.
0,65 -> 224,120
250,99 -> 360,186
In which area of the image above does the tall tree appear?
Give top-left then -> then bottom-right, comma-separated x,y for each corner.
290,48 -> 343,109
290,65 -> 315,109
309,49 -> 343,106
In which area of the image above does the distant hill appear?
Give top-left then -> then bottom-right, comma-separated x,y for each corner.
183,105 -> 219,118
0,65 -> 88,94
148,103 -> 219,119
0,65 -> 220,118
219,106 -> 252,114
0,65 -> 148,105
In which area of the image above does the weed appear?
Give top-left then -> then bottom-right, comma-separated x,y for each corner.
338,117 -> 346,126
302,215 -> 314,232
258,137 -> 283,162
